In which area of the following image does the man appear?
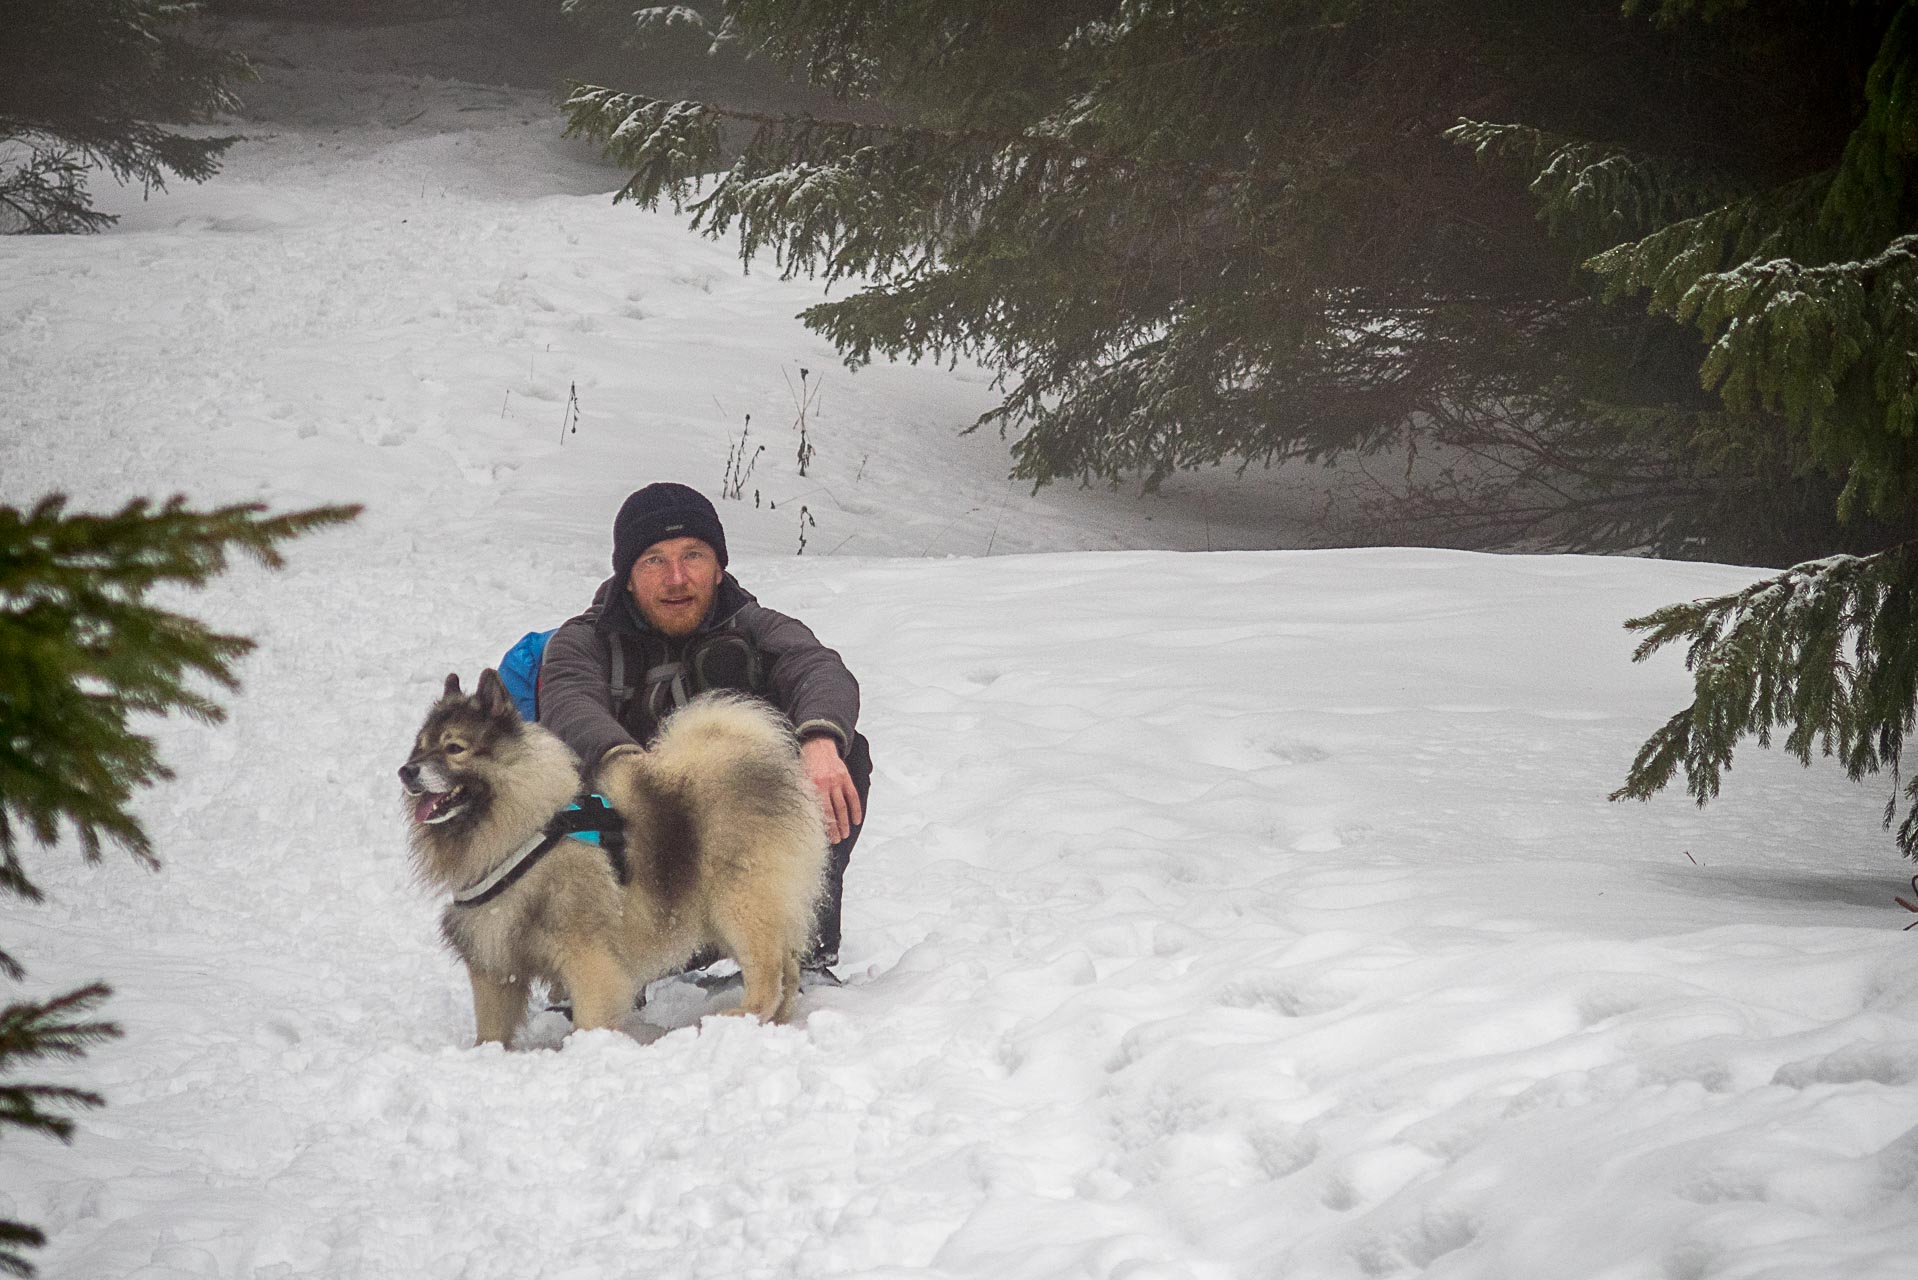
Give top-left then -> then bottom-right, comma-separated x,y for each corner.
538,483 -> 870,974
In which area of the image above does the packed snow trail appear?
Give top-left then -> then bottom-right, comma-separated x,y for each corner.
4,17 -> 1917,1280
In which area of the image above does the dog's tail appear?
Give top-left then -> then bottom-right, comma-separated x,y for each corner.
652,691 -> 801,764
647,693 -> 826,858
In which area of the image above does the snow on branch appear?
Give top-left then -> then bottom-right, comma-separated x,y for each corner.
1614,542 -> 1918,858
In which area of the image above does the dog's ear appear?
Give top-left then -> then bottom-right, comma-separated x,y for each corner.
443,672 -> 463,697
476,667 -> 518,721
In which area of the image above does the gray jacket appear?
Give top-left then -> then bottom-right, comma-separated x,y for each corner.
538,573 -> 860,774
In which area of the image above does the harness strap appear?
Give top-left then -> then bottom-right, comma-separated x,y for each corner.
609,636 -> 632,716
605,629 -> 765,737
450,794 -> 628,910
545,794 -> 629,886
644,660 -> 690,714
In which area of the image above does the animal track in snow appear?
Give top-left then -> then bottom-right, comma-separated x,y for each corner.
1217,973 -> 1358,1018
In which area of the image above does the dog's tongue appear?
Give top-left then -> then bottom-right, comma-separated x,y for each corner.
414,792 -> 448,824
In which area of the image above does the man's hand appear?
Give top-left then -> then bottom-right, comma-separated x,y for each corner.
800,735 -> 862,844
596,741 -> 645,784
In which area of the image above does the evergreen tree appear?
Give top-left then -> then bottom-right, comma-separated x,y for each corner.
0,495 -> 357,1276
1450,1 -> 1918,854
561,0 -> 1897,561
568,0 -> 1918,853
0,0 -> 252,234
562,1 -> 1561,484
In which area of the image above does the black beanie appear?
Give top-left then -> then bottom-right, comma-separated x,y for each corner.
611,483 -> 729,580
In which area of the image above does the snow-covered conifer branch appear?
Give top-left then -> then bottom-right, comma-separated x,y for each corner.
1614,544 -> 1918,858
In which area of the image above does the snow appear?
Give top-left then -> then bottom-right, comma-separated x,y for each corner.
5,17 -> 1918,1280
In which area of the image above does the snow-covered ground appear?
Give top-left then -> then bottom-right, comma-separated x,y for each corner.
4,17 -> 1916,1280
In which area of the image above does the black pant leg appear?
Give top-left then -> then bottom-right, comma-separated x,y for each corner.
809,732 -> 871,963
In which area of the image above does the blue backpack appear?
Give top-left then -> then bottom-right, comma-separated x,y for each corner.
498,629 -> 555,721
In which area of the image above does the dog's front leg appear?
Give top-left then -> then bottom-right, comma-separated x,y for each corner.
560,948 -> 637,1033
469,967 -> 529,1046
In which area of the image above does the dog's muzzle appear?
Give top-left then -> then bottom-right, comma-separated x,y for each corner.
410,788 -> 467,825
399,762 -> 467,825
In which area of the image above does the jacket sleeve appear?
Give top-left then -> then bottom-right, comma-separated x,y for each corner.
740,604 -> 860,756
536,616 -> 634,773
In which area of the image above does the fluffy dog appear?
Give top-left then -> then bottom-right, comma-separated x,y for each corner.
400,668 -> 827,1044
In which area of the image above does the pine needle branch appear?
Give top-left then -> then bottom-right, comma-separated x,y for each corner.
0,496 -> 360,878
0,982 -> 120,1277
1613,543 -> 1918,856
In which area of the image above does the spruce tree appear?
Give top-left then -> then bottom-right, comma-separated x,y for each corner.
561,1 -> 1897,561
0,0 -> 252,233
0,495 -> 357,1276
1451,1 -> 1918,855
563,1 -> 1568,488
568,0 -> 1918,854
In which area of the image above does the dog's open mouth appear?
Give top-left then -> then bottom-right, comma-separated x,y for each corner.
411,787 -> 467,825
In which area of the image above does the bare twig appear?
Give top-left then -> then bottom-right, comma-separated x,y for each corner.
1896,874 -> 1918,930
557,382 -> 580,444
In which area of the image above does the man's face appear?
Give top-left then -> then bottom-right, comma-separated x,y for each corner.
627,536 -> 723,638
